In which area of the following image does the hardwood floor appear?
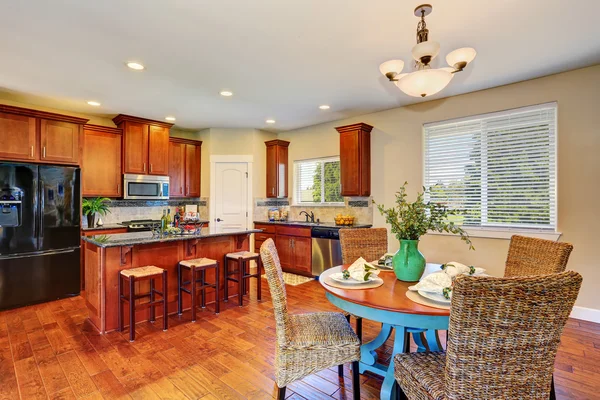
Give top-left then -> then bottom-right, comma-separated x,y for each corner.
0,277 -> 598,399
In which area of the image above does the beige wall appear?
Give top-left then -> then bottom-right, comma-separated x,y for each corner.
278,65 -> 600,310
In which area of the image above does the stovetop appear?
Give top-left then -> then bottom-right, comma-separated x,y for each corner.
121,219 -> 162,232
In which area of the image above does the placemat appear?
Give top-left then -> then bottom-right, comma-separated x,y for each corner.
405,290 -> 451,310
322,276 -> 384,290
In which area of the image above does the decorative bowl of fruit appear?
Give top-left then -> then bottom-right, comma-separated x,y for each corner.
334,214 -> 355,226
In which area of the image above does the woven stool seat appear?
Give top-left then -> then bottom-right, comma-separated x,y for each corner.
226,251 -> 259,259
179,258 -> 217,268
120,265 -> 164,278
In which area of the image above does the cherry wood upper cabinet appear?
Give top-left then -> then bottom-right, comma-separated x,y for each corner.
336,123 -> 372,197
265,139 -> 289,198
168,137 -> 202,198
0,112 -> 37,161
82,125 -> 122,197
185,143 -> 201,197
113,114 -> 173,175
0,105 -> 88,165
168,141 -> 185,197
148,125 -> 169,175
40,119 -> 80,165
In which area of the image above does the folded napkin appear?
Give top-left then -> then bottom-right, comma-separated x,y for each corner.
409,262 -> 486,300
344,257 -> 381,281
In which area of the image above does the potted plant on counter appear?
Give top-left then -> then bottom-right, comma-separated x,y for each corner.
373,182 -> 473,282
82,197 -> 111,228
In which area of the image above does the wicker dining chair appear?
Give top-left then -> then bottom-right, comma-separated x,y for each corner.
393,271 -> 583,400
338,228 -> 388,342
260,239 -> 361,400
504,235 -> 573,277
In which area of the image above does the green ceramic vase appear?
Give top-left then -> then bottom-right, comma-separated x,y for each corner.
393,240 -> 426,282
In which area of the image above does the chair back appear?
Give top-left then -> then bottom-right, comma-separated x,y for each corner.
259,238 -> 291,345
504,235 -> 573,277
445,271 -> 582,400
339,228 -> 388,264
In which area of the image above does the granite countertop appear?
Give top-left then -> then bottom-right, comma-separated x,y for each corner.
82,227 -> 261,248
254,220 -> 373,229
82,224 -> 126,231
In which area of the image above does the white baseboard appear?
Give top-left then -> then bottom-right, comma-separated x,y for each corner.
570,306 -> 600,323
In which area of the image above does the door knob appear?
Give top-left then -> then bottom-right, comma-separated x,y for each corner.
216,218 -> 224,222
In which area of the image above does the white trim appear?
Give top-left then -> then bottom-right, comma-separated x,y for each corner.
570,306 -> 600,323
427,227 -> 562,241
209,155 -> 254,232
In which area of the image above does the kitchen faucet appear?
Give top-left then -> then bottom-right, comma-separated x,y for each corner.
299,210 -> 315,223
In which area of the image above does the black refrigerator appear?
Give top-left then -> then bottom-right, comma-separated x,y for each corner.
0,163 -> 81,310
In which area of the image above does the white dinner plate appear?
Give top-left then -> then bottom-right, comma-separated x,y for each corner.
418,290 -> 451,304
330,272 -> 376,285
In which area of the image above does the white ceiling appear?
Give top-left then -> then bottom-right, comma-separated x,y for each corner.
1,0 -> 599,132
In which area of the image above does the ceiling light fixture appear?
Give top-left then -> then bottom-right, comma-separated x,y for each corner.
165,116 -> 176,121
126,62 -> 145,70
220,90 -> 233,97
87,101 -> 101,106
319,105 -> 331,110
379,4 -> 476,98
265,119 -> 276,124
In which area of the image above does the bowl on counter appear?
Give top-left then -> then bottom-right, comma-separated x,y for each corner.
334,215 -> 355,226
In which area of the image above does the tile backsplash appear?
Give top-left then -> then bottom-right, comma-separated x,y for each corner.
83,198 -> 209,227
253,197 -> 373,225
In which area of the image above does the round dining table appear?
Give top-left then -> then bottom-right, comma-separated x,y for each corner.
319,263 -> 450,400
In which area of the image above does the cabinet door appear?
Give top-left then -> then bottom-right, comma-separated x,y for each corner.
82,129 -> 122,197
40,119 -> 80,164
123,122 -> 148,174
185,144 -> 201,197
292,236 -> 312,273
339,131 -> 360,196
266,144 -> 277,198
276,145 -> 288,198
275,235 -> 293,270
0,112 -> 36,161
168,141 -> 185,197
148,125 -> 169,175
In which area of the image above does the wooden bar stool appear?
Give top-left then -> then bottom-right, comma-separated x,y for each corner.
118,266 -> 168,342
177,257 -> 219,322
223,251 -> 262,307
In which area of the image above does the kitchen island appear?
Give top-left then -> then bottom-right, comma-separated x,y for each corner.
82,227 -> 261,333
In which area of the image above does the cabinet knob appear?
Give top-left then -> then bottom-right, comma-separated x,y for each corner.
150,164 -> 153,173
143,163 -> 146,172
30,146 -> 34,157
42,146 -> 46,158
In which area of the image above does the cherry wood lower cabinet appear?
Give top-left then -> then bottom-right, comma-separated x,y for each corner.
84,233 -> 250,333
82,125 -> 122,197
81,227 -> 128,291
254,223 -> 312,276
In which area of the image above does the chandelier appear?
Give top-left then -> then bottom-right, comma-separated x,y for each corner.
379,4 -> 476,98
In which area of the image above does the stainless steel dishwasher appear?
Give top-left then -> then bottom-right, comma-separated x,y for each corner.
311,226 -> 343,276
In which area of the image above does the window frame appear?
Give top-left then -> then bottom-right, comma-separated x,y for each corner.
422,102 -> 561,241
293,156 -> 345,206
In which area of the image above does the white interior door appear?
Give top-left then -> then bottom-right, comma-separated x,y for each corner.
214,162 -> 249,232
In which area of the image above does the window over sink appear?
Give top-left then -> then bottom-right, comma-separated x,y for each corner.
423,102 -> 558,237
294,157 -> 344,205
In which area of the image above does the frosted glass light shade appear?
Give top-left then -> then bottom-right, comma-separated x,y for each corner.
379,60 -> 405,77
446,47 -> 477,68
412,40 -> 440,62
395,68 -> 453,97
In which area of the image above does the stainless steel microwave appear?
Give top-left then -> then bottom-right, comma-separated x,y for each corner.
123,174 -> 169,200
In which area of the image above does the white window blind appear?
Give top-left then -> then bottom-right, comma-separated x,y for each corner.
424,103 -> 557,231
294,157 -> 343,205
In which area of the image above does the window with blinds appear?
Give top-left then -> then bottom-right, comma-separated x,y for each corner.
423,103 -> 557,231
294,157 -> 344,204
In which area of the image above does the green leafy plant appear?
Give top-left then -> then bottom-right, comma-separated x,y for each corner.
373,182 -> 474,250
82,197 -> 111,216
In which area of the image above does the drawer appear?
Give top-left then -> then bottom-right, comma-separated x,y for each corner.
254,223 -> 276,234
255,232 -> 276,242
275,225 -> 311,238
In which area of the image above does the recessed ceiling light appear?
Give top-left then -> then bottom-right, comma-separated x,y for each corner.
220,90 -> 233,97
126,62 -> 145,70
319,105 -> 330,110
165,116 -> 176,121
87,101 -> 101,106
265,119 -> 276,124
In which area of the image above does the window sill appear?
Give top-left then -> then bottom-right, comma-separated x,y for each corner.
427,227 -> 562,241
